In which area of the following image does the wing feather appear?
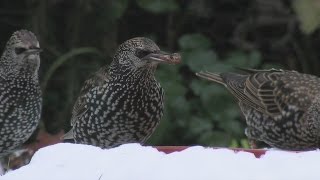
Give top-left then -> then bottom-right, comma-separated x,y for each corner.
199,68 -> 320,120
70,66 -> 110,126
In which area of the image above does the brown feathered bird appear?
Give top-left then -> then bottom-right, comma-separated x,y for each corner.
197,69 -> 320,150
64,37 -> 181,148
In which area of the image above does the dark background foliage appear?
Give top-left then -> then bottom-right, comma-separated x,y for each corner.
0,0 -> 319,148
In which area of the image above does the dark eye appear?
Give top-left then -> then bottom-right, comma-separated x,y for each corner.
15,47 -> 27,55
136,49 -> 151,59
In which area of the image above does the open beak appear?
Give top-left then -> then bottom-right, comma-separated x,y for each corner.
143,51 -> 181,64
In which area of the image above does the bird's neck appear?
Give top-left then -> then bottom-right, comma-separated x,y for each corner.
0,55 -> 18,79
0,57 -> 39,81
17,63 -> 40,80
110,63 -> 158,84
130,65 -> 157,83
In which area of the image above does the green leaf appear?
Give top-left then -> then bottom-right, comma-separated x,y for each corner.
182,50 -> 218,72
178,34 -> 212,50
136,0 -> 179,14
189,116 -> 214,135
156,65 -> 180,80
225,50 -> 261,68
199,131 -> 232,146
248,50 -> 262,67
110,0 -> 129,19
208,63 -> 234,72
187,0 -> 213,18
42,47 -> 102,93
147,112 -> 173,145
190,79 -> 236,120
219,112 -> 243,135
261,63 -> 284,70
190,80 -> 224,97
293,0 -> 320,34
156,66 -> 186,98
165,82 -> 186,99
240,139 -> 250,148
96,0 -> 128,22
169,96 -> 190,114
229,139 -> 250,148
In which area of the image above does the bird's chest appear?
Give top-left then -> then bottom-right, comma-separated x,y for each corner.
241,102 -> 320,148
0,79 -> 41,132
86,80 -> 164,126
242,103 -> 305,129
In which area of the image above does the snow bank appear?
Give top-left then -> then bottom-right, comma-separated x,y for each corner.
1,143 -> 320,180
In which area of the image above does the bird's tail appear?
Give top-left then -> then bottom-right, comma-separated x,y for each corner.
196,71 -> 225,85
61,129 -> 74,140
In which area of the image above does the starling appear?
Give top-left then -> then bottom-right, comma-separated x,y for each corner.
0,30 -> 42,155
197,69 -> 320,150
64,37 -> 181,148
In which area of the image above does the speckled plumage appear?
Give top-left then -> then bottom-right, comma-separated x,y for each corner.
0,30 -> 42,155
65,37 -> 180,148
197,69 -> 320,150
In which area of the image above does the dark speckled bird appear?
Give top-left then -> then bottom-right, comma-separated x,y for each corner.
64,37 -> 181,148
197,69 -> 320,150
0,30 -> 42,155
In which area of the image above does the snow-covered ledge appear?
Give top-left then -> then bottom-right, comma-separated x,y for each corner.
1,143 -> 320,180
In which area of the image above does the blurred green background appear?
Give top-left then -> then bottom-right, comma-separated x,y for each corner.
1,0 -> 320,148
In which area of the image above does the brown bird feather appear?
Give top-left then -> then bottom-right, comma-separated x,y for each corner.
197,69 -> 320,150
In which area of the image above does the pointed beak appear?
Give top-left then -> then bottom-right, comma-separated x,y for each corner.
26,47 -> 42,54
143,51 -> 181,64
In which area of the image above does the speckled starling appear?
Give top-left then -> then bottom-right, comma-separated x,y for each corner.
197,69 -> 320,150
0,30 -> 42,155
64,37 -> 181,148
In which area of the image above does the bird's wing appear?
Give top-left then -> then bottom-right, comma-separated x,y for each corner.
61,128 -> 74,140
197,70 -> 263,110
238,69 -> 317,117
199,68 -> 319,120
70,66 -> 110,126
0,77 -> 23,128
242,69 -> 286,116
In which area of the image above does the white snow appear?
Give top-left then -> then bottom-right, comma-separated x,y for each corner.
1,143 -> 320,180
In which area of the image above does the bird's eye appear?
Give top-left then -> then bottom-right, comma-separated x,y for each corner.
15,47 -> 27,55
136,49 -> 151,59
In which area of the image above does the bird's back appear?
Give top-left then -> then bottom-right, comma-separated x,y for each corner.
217,70 -> 320,116
70,66 -> 110,126
197,69 -> 320,150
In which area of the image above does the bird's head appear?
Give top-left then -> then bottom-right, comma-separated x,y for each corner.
111,37 -> 180,75
1,30 -> 41,77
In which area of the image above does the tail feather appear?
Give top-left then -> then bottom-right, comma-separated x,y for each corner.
61,129 -> 74,140
196,71 -> 225,85
235,67 -> 282,73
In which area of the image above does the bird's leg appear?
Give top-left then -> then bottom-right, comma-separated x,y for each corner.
248,139 -> 258,149
245,127 -> 261,149
0,157 -> 6,175
5,148 -> 33,171
6,156 -> 11,171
